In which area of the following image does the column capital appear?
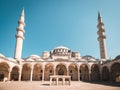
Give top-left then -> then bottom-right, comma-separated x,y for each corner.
8,68 -> 12,72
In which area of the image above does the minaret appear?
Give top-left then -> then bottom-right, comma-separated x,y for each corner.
97,11 -> 107,60
14,8 -> 25,59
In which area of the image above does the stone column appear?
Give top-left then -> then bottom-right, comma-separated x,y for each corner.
50,77 -> 52,85
42,68 -> 45,81
56,77 -> 58,85
30,67 -> 33,81
109,71 -> 112,81
18,69 -> 22,81
89,69 -> 91,81
63,78 -> 65,85
100,70 -> 102,81
78,69 -> 80,81
67,67 -> 69,76
54,68 -> 56,75
8,69 -> 11,81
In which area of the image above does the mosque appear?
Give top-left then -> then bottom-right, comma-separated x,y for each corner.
0,9 -> 120,82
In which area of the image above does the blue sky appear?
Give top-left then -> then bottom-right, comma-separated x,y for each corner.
0,0 -> 120,59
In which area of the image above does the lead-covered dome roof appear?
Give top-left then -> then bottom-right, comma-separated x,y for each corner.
53,46 -> 70,50
115,55 -> 120,60
51,46 -> 71,56
82,55 -> 96,61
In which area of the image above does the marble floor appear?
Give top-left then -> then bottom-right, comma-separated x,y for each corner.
0,81 -> 120,90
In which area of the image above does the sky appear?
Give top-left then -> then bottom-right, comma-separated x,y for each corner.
0,0 -> 120,59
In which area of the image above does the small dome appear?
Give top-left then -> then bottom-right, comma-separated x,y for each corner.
7,57 -> 14,61
26,58 -> 35,61
0,53 -> 5,58
29,55 -> 40,59
115,55 -> 120,60
82,55 -> 96,60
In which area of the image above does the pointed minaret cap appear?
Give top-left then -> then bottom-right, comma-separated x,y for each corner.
19,7 -> 25,26
98,11 -> 102,20
21,7 -> 24,16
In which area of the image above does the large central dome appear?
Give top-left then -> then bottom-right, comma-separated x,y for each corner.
51,46 -> 71,60
53,46 -> 70,50
52,46 -> 71,54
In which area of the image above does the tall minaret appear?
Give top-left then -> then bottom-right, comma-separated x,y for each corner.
14,8 -> 25,59
97,11 -> 107,60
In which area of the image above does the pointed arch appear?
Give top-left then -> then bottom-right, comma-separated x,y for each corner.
91,64 -> 100,81
11,66 -> 19,81
56,63 -> 67,75
80,64 -> 89,81
111,63 -> 120,82
102,66 -> 109,81
21,63 -> 31,81
0,62 -> 10,81
33,63 -> 42,81
68,63 -> 78,81
44,63 -> 54,81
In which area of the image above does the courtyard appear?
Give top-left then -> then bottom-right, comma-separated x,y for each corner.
0,81 -> 119,90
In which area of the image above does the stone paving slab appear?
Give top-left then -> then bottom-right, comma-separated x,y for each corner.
0,81 -> 120,90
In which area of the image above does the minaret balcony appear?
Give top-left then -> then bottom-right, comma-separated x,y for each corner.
17,27 -> 25,33
97,23 -> 104,29
18,20 -> 25,26
16,34 -> 25,40
98,36 -> 106,41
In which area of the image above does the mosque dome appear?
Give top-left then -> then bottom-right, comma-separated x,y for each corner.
53,46 -> 70,50
28,55 -> 40,59
115,55 -> 120,60
52,46 -> 71,56
50,46 -> 71,60
82,55 -> 96,61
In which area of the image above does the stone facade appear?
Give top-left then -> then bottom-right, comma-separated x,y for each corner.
0,9 -> 120,82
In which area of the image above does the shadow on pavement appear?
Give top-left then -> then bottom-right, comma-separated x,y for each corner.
82,81 -> 120,87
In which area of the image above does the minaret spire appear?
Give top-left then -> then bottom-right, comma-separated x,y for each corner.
14,8 -> 25,59
97,11 -> 107,61
98,11 -> 101,20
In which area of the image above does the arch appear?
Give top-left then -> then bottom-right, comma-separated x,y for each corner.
102,66 -> 109,81
56,63 -> 67,76
91,64 -> 100,81
80,64 -> 89,81
11,66 -> 19,81
0,62 -> 10,81
33,62 -> 43,68
44,63 -> 54,81
21,63 -> 31,81
68,63 -> 78,81
111,63 -> 120,82
33,63 -> 42,81
55,63 -> 67,69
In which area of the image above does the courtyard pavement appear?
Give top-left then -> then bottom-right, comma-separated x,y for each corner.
0,81 -> 120,90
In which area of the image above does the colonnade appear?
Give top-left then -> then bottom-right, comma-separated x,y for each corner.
0,62 -> 119,82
